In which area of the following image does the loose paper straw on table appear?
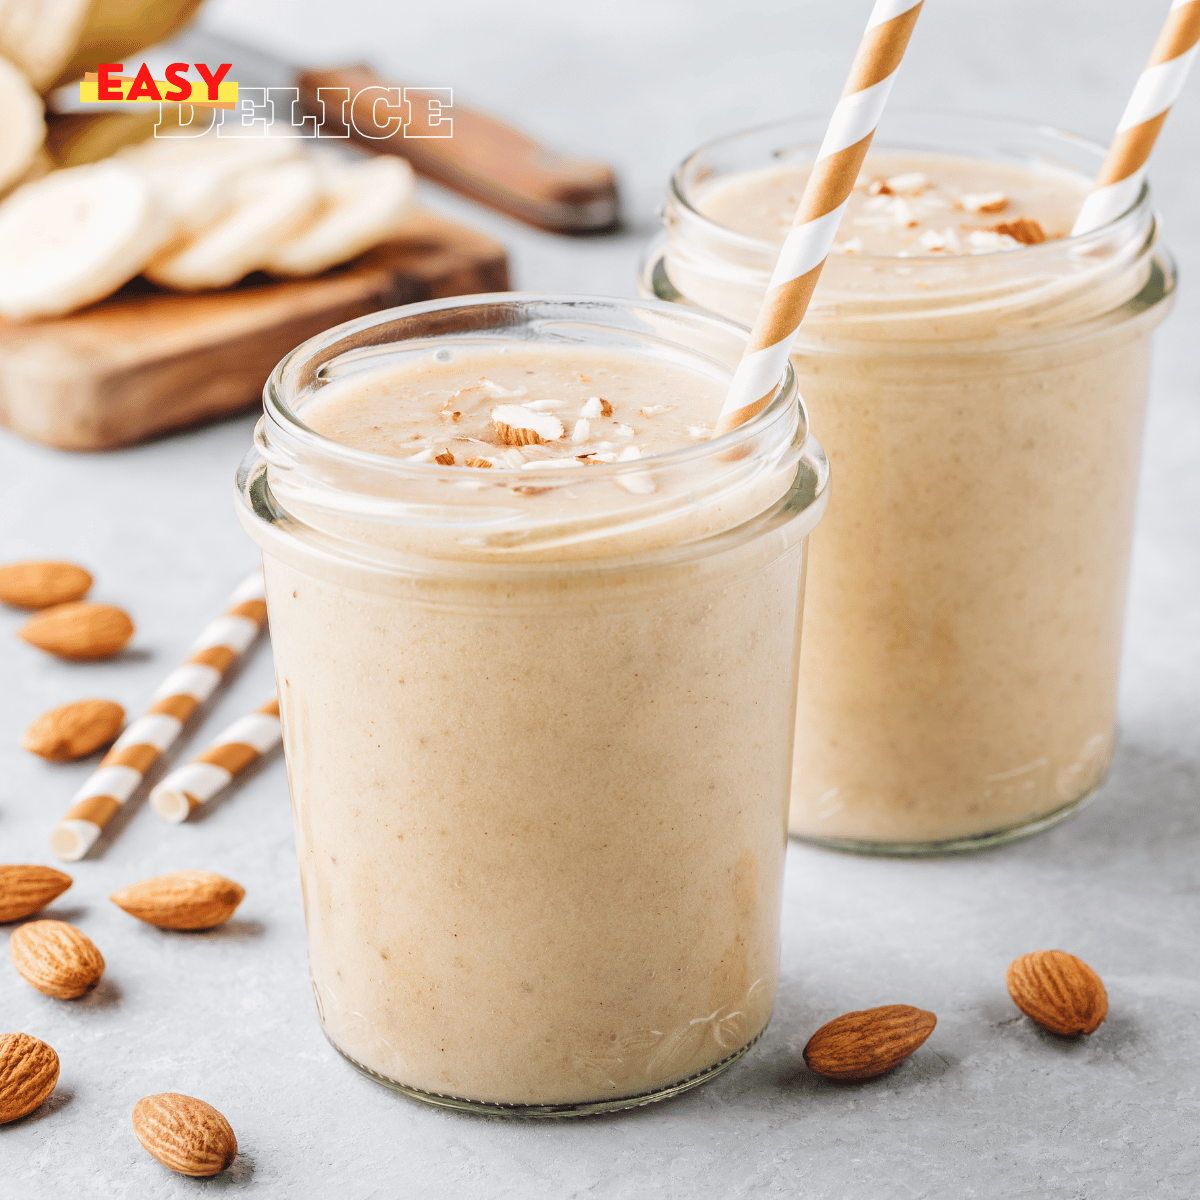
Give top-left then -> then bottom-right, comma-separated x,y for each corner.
1073,0 -> 1200,235
149,696 -> 281,823
48,573 -> 268,862
713,0 -> 924,437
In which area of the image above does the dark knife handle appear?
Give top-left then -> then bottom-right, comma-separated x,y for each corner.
297,64 -> 618,234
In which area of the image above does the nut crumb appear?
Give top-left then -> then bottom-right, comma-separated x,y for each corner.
867,178 -> 893,196
464,457 -> 492,469
451,411 -> 461,422
433,450 -> 455,466
640,405 -> 673,418
962,191 -> 1007,214
491,405 -> 564,446
992,217 -> 1046,245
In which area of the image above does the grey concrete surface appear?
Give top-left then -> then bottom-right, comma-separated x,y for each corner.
2,1 -> 1198,1196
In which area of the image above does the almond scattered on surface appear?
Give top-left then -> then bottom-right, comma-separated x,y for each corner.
0,561 -> 92,610
0,865 -> 72,923
9,920 -> 105,999
803,1004 -> 937,1081
133,1093 -> 238,1177
1006,950 -> 1108,1036
17,602 -> 134,661
21,699 -> 125,762
110,870 -> 245,931
0,1033 -> 60,1124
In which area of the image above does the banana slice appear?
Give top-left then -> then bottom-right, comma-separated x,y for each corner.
0,160 -> 173,319
145,159 -> 323,291
265,156 -> 416,277
0,0 -> 92,91
0,55 -> 47,194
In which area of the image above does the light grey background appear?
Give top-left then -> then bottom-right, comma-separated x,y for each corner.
2,1 -> 1198,1196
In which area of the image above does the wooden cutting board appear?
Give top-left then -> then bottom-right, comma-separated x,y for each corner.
0,210 -> 508,451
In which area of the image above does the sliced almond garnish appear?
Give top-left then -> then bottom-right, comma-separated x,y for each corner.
491,405 -> 565,446
451,411 -> 461,422
479,377 -> 527,399
962,191 -> 1007,214
433,450 -> 455,466
580,396 -> 613,418
464,457 -> 492,469
613,424 -> 635,438
992,217 -> 1046,245
886,171 -> 928,194
688,425 -> 712,440
867,178 -> 893,196
572,418 -> 591,443
640,405 -> 673,418
406,447 -> 435,462
524,399 -> 565,412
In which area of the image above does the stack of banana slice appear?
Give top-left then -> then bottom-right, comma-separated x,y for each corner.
0,1 -> 417,321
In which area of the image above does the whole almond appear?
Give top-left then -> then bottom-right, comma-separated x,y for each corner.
803,1004 -> 937,1081
110,871 -> 245,931
1006,950 -> 1108,1036
0,561 -> 92,610
0,1033 -> 60,1124
22,699 -> 125,762
18,602 -> 134,661
9,920 -> 104,999
132,1093 -> 237,1177
0,865 -> 72,923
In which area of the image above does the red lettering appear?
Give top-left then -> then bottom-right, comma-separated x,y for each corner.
194,62 -> 232,102
97,63 -> 123,101
126,62 -> 162,102
164,62 -> 191,103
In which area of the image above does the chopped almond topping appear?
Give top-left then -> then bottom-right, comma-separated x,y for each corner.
962,191 -> 1007,214
596,397 -> 613,417
640,405 -> 673,418
992,217 -> 1046,245
433,450 -> 455,466
464,457 -> 493,468
867,178 -> 893,196
490,405 -> 565,446
451,411 -> 461,422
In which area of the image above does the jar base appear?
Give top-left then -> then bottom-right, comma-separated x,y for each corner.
326,1028 -> 765,1118
790,776 -> 1107,857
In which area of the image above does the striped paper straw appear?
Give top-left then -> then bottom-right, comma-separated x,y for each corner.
1073,0 -> 1200,236
713,0 -> 923,436
149,696 -> 281,823
48,573 -> 268,862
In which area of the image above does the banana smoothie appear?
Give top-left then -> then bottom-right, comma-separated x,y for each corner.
653,113 -> 1175,850
238,296 -> 828,1112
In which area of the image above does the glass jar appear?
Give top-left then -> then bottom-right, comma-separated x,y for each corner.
643,111 -> 1176,853
236,294 -> 828,1115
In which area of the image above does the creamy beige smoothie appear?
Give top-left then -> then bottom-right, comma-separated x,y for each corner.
238,298 -> 828,1112
656,116 -> 1174,849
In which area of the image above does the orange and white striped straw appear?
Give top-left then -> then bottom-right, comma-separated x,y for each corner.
713,0 -> 923,436
149,696 -> 281,823
48,573 -> 268,861
1073,0 -> 1200,235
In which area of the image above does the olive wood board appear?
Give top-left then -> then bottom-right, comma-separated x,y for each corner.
0,210 -> 509,452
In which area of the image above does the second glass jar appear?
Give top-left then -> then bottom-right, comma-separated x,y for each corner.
644,110 -> 1176,853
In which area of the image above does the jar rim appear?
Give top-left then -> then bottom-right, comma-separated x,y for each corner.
261,291 -> 805,480
669,107 -> 1150,265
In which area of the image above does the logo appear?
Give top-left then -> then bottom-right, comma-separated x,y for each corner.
80,62 -> 453,140
80,63 -> 238,107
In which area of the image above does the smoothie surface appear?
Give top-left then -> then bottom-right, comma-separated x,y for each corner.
698,152 -> 1091,257
302,344 -> 728,467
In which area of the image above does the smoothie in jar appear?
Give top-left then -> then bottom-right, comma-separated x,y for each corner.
237,296 -> 828,1113
650,112 -> 1176,851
